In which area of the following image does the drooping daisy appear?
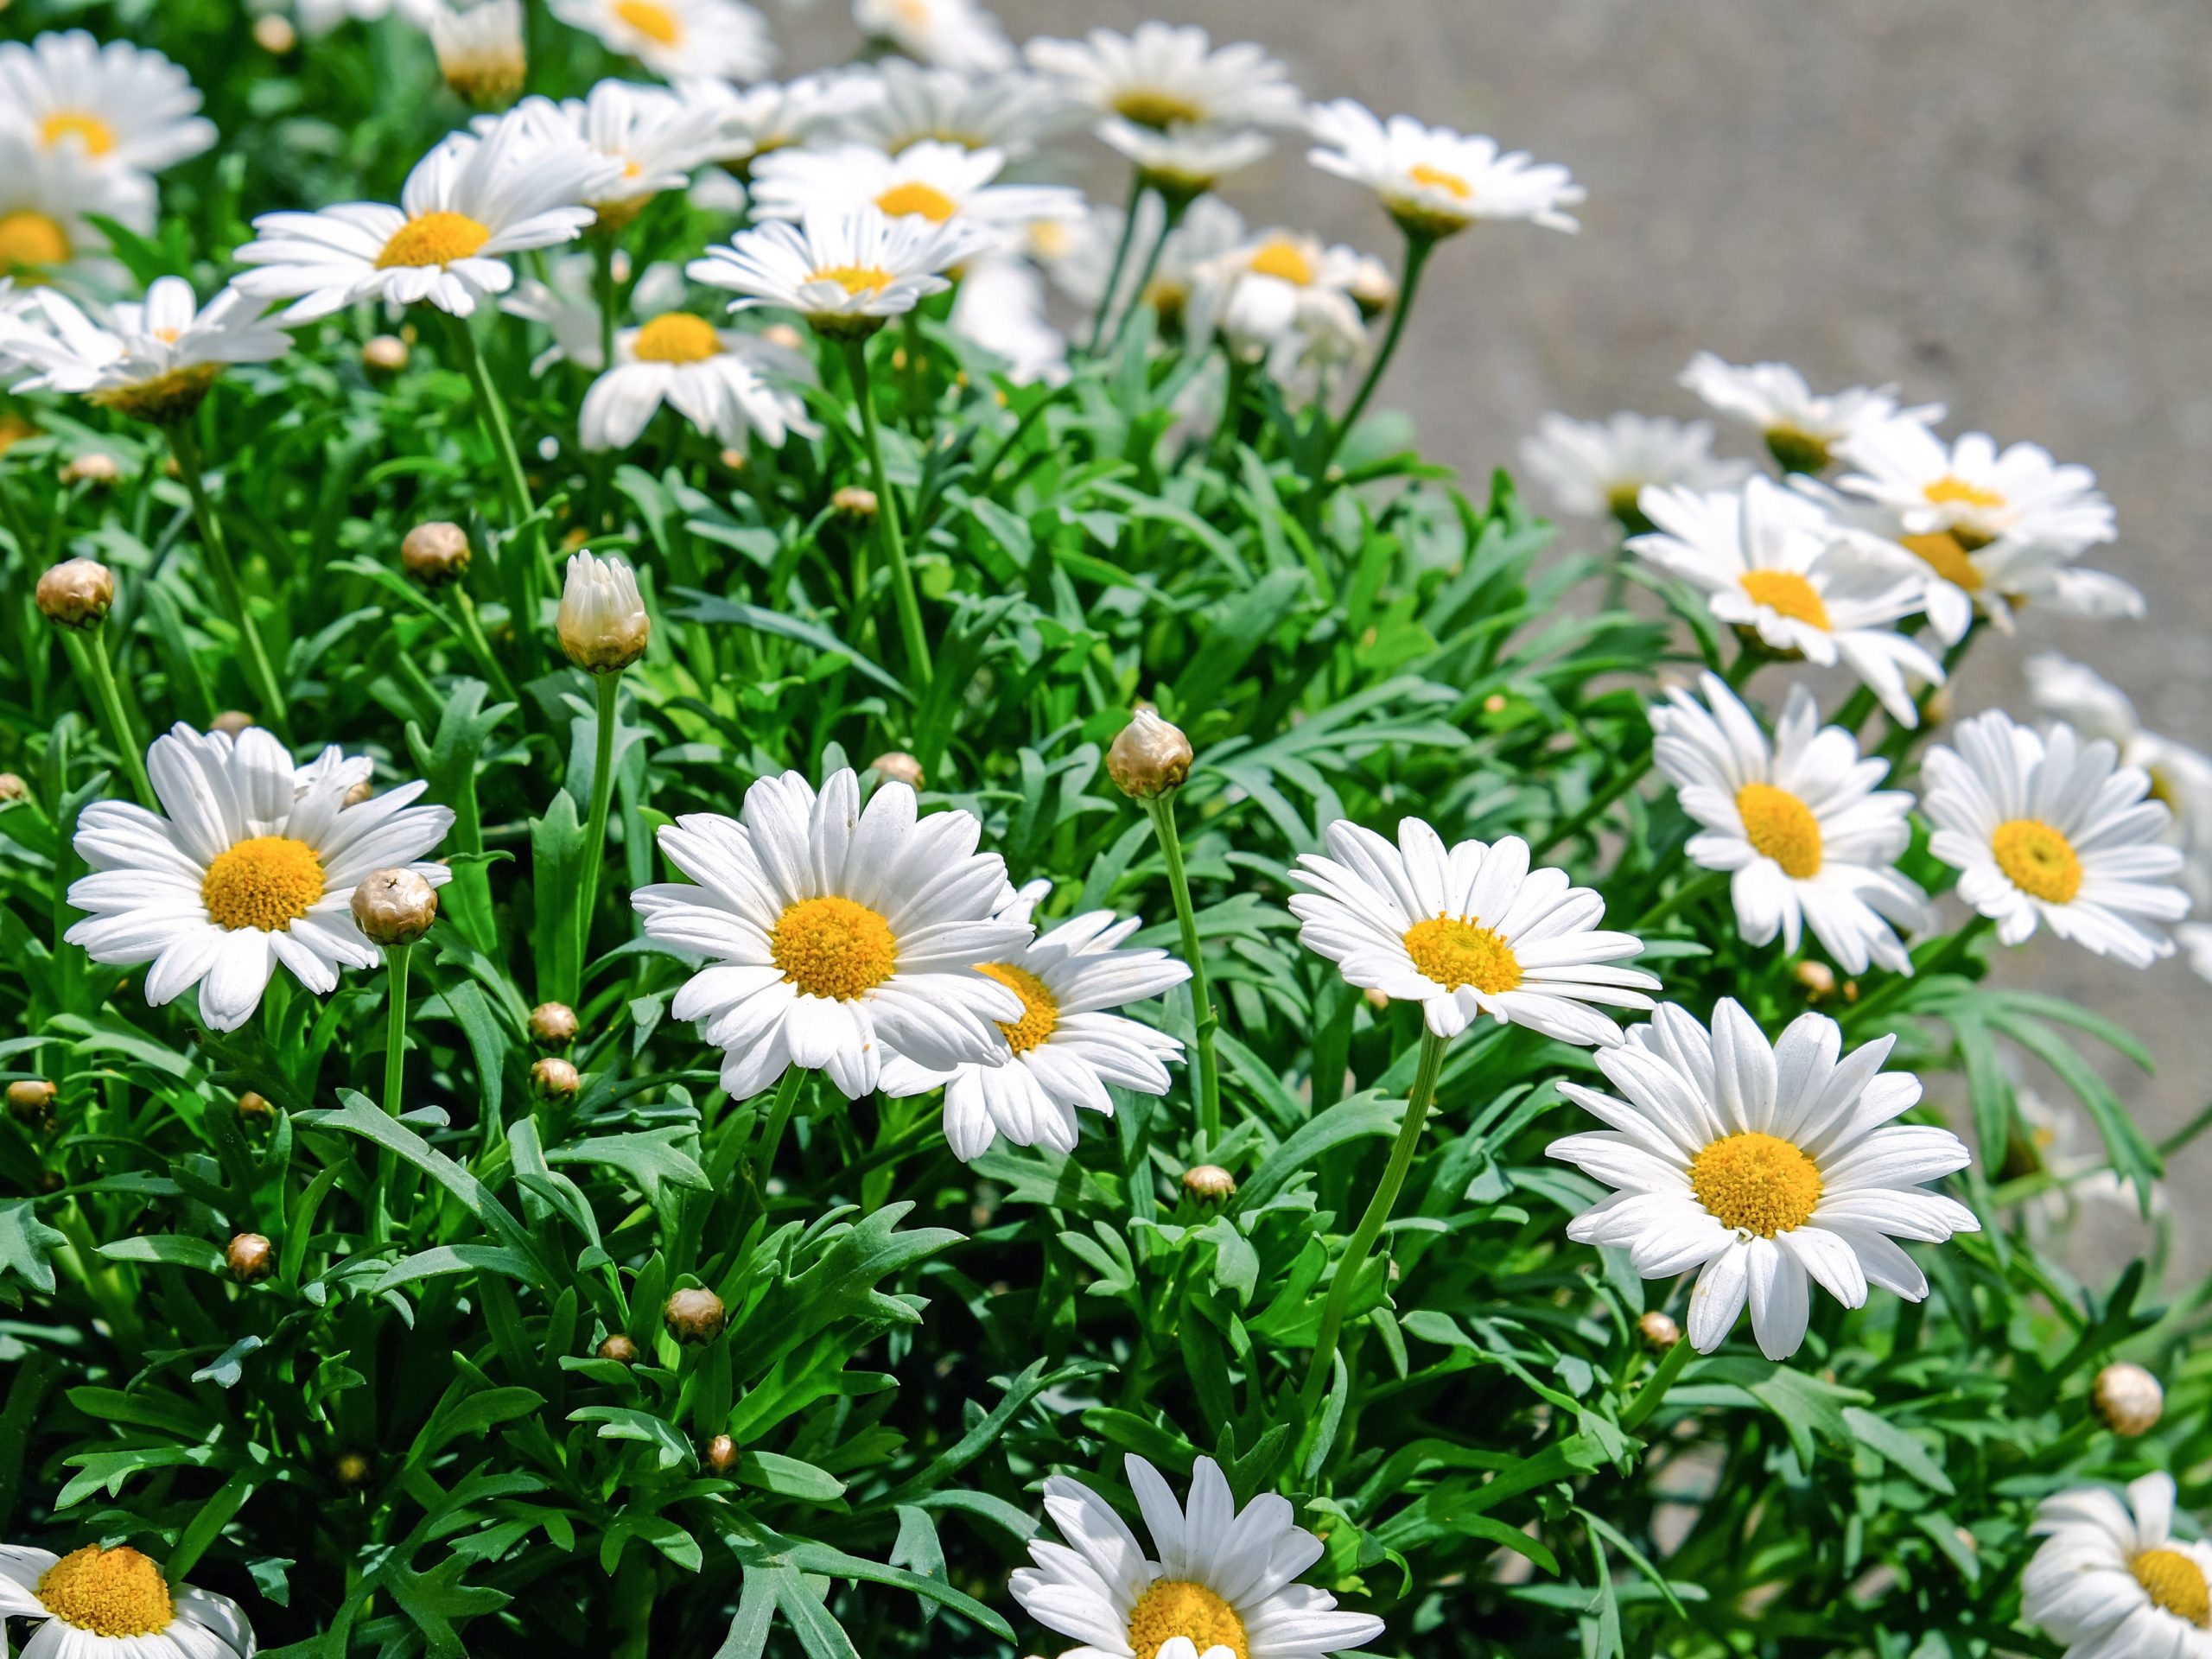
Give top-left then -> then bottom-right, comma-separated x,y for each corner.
831,60 -> 1071,157
1025,22 -> 1304,134
949,255 -> 1068,385
1010,1453 -> 1385,1659
0,31 -> 217,176
1835,416 -> 2118,554
749,140 -> 1082,242
2024,1473 -> 2212,1659
1306,100 -> 1584,241
854,0 -> 1014,73
580,311 -> 817,450
688,72 -> 878,175
1548,999 -> 1979,1361
688,206 -> 983,339
1677,352 -> 1933,474
549,0 -> 773,82
495,84 -> 723,229
0,277 -> 292,424
1650,673 -> 1928,974
1099,120 -> 1273,205
502,250 -> 687,372
1921,709 -> 2189,967
1631,477 -> 1945,727
0,127 -> 152,285
66,724 -> 454,1033
1289,818 -> 1658,1048
634,768 -> 1033,1099
0,1541 -> 254,1659
429,0 -> 527,108
233,120 -> 621,321
1517,411 -> 1751,530
879,881 -> 1186,1160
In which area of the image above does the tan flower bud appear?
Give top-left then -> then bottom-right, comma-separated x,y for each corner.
1107,709 -> 1193,799
531,1056 -> 581,1099
762,323 -> 805,353
833,485 -> 878,518
334,1450 -> 372,1488
226,1231 -> 274,1282
361,334 -> 408,373
211,710 -> 257,736
703,1433 -> 739,1474
596,1332 -> 639,1366
401,521 -> 472,587
1637,1310 -> 1682,1351
7,1078 -> 56,1122
1180,1163 -> 1236,1201
0,772 -> 25,804
237,1090 -> 274,1121
345,779 -> 375,807
664,1287 -> 726,1345
351,868 -> 438,947
718,448 -> 748,473
252,13 -> 296,54
557,551 -> 649,673
868,751 -> 924,789
1362,986 -> 1391,1014
60,452 -> 121,487
35,558 -> 115,630
2092,1362 -> 2163,1436
1795,960 -> 1837,1001
1348,257 -> 1397,321
529,1001 -> 579,1046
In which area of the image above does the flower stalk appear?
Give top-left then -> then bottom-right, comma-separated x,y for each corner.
167,420 -> 290,737
1142,791 -> 1220,1145
842,338 -> 932,690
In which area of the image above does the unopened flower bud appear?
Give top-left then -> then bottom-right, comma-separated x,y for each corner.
361,334 -> 408,373
1107,709 -> 1192,799
1181,1163 -> 1236,1201
868,751 -> 923,789
211,711 -> 256,736
1637,1310 -> 1681,1351
334,1450 -> 372,1488
1795,960 -> 1837,1001
252,13 -> 296,54
1362,986 -> 1391,1014
597,1332 -> 639,1366
761,323 -> 805,353
531,1056 -> 580,1098
352,868 -> 438,947
2092,1362 -> 2163,1436
237,1090 -> 274,1121
1348,257 -> 1397,321
0,773 -> 25,804
345,779 -> 375,807
529,1001 -> 579,1046
226,1231 -> 274,1282
719,448 -> 748,473
60,452 -> 120,487
557,551 -> 649,673
664,1287 -> 726,1344
401,521 -> 471,587
7,1079 -> 56,1122
833,485 -> 878,518
703,1433 -> 739,1474
36,559 -> 114,630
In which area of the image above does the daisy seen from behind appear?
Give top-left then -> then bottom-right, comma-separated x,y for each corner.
1025,22 -> 1304,134
65,723 -> 454,1033
830,60 -> 1071,157
549,0 -> 773,83
1307,100 -> 1585,240
0,30 -> 217,177
688,205 -> 982,339
1518,411 -> 1750,531
854,0 -> 1014,73
580,309 -> 817,451
1921,708 -> 2189,966
1548,999 -> 1979,1361
2024,1473 -> 2212,1658
748,139 -> 1082,243
1101,120 -> 1273,206
0,1541 -> 254,1659
0,276 -> 292,425
1677,352 -> 1932,475
1010,1452 -> 1385,1659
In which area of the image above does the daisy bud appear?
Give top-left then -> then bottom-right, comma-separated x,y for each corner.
529,1001 -> 580,1046
6,1078 -> 56,1122
557,551 -> 650,674
703,1433 -> 739,1474
401,521 -> 472,587
226,1231 -> 275,1282
345,779 -> 375,807
0,772 -> 25,804
237,1090 -> 275,1121
1107,709 -> 1193,800
1181,1163 -> 1236,1201
664,1287 -> 727,1345
334,1450 -> 372,1488
1362,986 -> 1391,1013
1923,683 -> 1955,728
596,1332 -> 639,1366
868,751 -> 923,789
1794,960 -> 1837,1001
719,448 -> 748,473
60,452 -> 120,488
352,868 -> 438,947
762,324 -> 806,353
2092,1361 -> 2163,1436
1348,257 -> 1397,321
1637,1310 -> 1682,1351
361,334 -> 409,374
531,1056 -> 581,1099
211,710 -> 257,736
833,485 -> 879,518
253,12 -> 296,53
35,558 -> 115,631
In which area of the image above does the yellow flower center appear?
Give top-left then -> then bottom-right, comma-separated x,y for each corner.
1991,818 -> 2083,905
1408,161 -> 1473,199
1127,1579 -> 1249,1659
771,896 -> 898,1001
1923,474 -> 2005,512
874,181 -> 960,223
1247,237 -> 1314,287
35,1545 -> 174,1638
1738,569 -> 1832,632
40,111 -> 118,157
1900,531 -> 1984,591
0,210 -> 72,275
1735,783 -> 1823,878
201,836 -> 327,932
809,263 -> 895,297
2133,1548 -> 2211,1627
1112,90 -> 1206,130
614,0 -> 683,44
1689,1131 -> 1824,1237
1402,914 -> 1522,995
976,962 -> 1058,1053
632,313 -> 722,364
376,211 -> 493,270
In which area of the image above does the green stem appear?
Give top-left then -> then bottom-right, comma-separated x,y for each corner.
900,310 -> 926,429
1634,867 -> 1727,931
1298,1027 -> 1448,1417
592,232 -> 620,384
1621,1330 -> 1694,1433
1107,194 -> 1188,355
842,339 -> 932,690
168,421 -> 289,737
1537,761 -> 1649,858
371,942 -> 412,1246
1144,791 -> 1218,1146
1083,172 -> 1147,353
757,1065 -> 804,1192
1208,351 -> 1250,473
1312,231 -> 1435,486
451,583 -> 519,707
79,629 -> 155,810
573,671 -> 623,1001
1847,912 -> 1994,1030
443,313 -> 545,618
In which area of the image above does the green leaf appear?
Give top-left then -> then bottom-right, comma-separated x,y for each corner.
0,1200 -> 67,1294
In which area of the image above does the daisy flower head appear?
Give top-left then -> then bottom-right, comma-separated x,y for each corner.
1,277 -> 292,425
687,71 -> 878,173
1025,22 -> 1304,134
949,254 -> 1067,385
633,768 -> 1034,1099
879,881 -> 1188,1160
1631,476 -> 1945,727
233,119 -> 622,322
1677,352 -> 1934,475
1010,1452 -> 1385,1659
549,0 -> 773,83
0,1541 -> 253,1659
0,125 -> 154,286
1185,230 -> 1368,372
1517,411 -> 1751,531
1651,672 -> 1928,974
1307,100 -> 1585,242
688,206 -> 983,339
830,60 -> 1071,157
854,0 -> 1014,73
1548,999 -> 1979,1360
429,0 -> 528,108
66,724 -> 454,1033
749,139 -> 1082,243
1922,708 -> 2189,966
494,84 -> 723,228
1289,817 -> 1659,1048
1101,119 -> 1274,206
0,31 -> 217,176
502,250 -> 686,372
580,310 -> 818,450
1836,416 -> 2118,554
2024,1473 -> 2212,1658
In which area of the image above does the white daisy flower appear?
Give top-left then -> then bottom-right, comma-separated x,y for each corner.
233,119 -> 621,322
634,768 -> 1033,1100
0,1541 -> 253,1659
1010,1453 -> 1385,1659
1025,22 -> 1304,134
1677,352 -> 1935,474
1185,230 -> 1368,372
580,310 -> 817,450
749,139 -> 1082,241
830,60 -> 1071,157
0,30 -> 217,176
429,0 -> 527,107
0,277 -> 292,425
1099,120 -> 1273,204
854,0 -> 1014,73
1548,999 -> 1979,1361
501,250 -> 687,372
1043,194 -> 1245,328
1835,416 -> 2118,555
1289,818 -> 1659,1048
1630,476 -> 1946,728
495,83 -> 724,228
65,724 -> 454,1033
949,254 -> 1067,385
0,126 -> 153,285
1307,99 -> 1585,241
296,0 -> 438,34
688,206 -> 983,339
2182,923 -> 2212,987
2024,1473 -> 2212,1658
879,880 -> 1187,1160
1518,411 -> 1751,528
687,71 -> 879,173
2010,1083 -> 2164,1241
1650,673 -> 1928,975
549,0 -> 773,83
1922,708 -> 2189,967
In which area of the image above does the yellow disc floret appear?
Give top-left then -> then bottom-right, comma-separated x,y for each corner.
1402,915 -> 1522,995
1735,783 -> 1823,879
1689,1132 -> 1824,1237
1247,237 -> 1314,287
376,211 -> 493,270
36,1544 -> 175,1637
1991,818 -> 2083,905
632,314 -> 722,364
1923,474 -> 2005,512
0,210 -> 72,276
977,962 -> 1058,1053
2132,1548 -> 2211,1627
1126,1579 -> 1249,1659
1738,569 -> 1832,632
1408,161 -> 1473,199
615,0 -> 683,43
809,264 -> 895,297
41,111 -> 118,157
1900,531 -> 1984,591
201,836 -> 327,933
874,181 -> 959,223
771,896 -> 899,1001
